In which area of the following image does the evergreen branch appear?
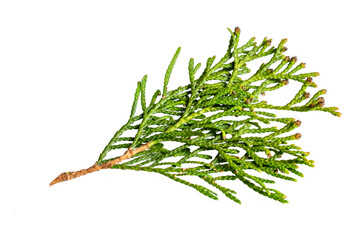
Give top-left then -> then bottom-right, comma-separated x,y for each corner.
50,27 -> 340,205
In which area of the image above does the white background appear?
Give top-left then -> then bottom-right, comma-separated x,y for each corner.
1,0 -> 359,239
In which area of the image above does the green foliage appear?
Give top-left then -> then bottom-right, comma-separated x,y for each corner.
97,27 -> 340,204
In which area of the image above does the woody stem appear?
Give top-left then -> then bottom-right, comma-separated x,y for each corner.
49,142 -> 151,186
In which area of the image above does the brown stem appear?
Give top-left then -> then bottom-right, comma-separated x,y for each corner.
49,142 -> 151,186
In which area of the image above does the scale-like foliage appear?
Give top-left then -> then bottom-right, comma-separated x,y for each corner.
52,27 -> 340,204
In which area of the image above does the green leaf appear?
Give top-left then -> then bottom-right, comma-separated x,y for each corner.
163,47 -> 181,96
140,75 -> 147,113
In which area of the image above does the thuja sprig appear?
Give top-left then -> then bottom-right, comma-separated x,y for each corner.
50,27 -> 340,204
